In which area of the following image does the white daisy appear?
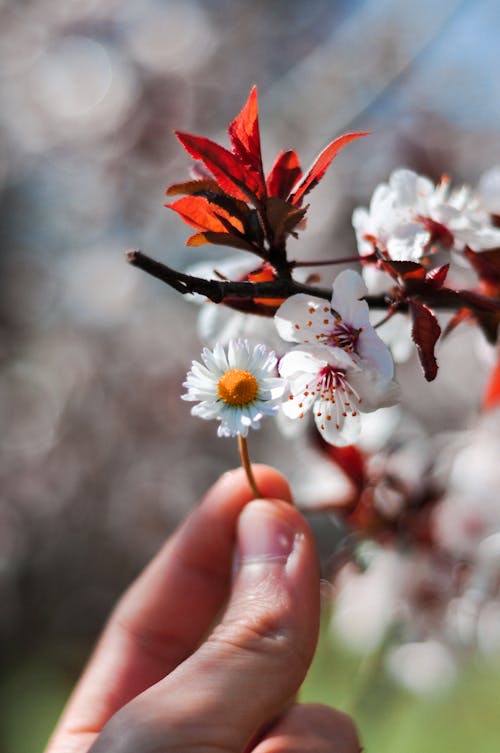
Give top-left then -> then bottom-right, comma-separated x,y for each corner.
182,339 -> 287,437
278,343 -> 400,447
275,269 -> 394,379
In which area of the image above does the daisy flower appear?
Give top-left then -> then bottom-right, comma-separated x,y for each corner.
278,343 -> 400,446
182,339 -> 287,437
275,269 -> 394,379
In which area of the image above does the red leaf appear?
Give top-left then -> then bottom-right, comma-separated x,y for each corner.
227,86 -> 265,195
186,232 -> 256,253
320,442 -> 366,491
175,131 -> 262,203
409,300 -> 441,381
425,263 -> 449,289
290,131 -> 369,205
419,216 -> 454,249
166,196 -> 244,234
464,246 -> 500,295
456,289 -> 500,312
265,196 -> 308,242
165,178 -> 222,196
442,307 -> 472,338
382,260 -> 425,280
247,263 -> 285,306
266,150 -> 302,199
483,349 -> 500,411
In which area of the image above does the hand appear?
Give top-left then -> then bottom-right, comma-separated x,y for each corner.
45,465 -> 360,753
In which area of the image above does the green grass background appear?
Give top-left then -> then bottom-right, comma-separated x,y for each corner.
3,623 -> 500,753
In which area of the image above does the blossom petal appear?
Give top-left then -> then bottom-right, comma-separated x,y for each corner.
275,293 -> 330,343
315,404 -> 361,446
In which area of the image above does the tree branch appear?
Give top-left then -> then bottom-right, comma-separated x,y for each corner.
126,250 -> 500,317
126,249 -> 335,302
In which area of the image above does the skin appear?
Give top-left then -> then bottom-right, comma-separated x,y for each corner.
45,465 -> 361,753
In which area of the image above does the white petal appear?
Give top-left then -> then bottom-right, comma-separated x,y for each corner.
275,294 -> 327,343
278,347 -> 327,379
212,341 -> 229,371
227,339 -> 248,369
191,402 -> 221,419
332,269 -> 368,311
358,329 -> 395,379
249,342 -> 276,373
348,366 -> 401,412
282,390 -> 316,419
315,405 -> 361,446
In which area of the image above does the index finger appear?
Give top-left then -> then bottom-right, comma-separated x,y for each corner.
46,465 -> 292,753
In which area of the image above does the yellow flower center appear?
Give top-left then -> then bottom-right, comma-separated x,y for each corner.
218,369 -> 258,406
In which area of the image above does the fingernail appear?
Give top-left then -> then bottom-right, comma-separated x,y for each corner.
238,501 -> 295,562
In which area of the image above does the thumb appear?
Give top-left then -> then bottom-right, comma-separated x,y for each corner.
92,498 -> 320,753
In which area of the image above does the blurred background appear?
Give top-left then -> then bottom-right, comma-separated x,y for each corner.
1,0 -> 500,751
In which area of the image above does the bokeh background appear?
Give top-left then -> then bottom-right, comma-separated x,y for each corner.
1,1 -> 500,751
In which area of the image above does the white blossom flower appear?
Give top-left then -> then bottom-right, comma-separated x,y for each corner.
478,166 -> 500,216
386,641 -> 457,694
182,339 -> 286,437
352,168 -> 500,261
278,343 -> 399,446
352,170 -> 433,261
275,269 -> 395,379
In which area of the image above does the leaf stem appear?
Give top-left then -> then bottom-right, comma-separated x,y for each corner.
238,435 -> 261,498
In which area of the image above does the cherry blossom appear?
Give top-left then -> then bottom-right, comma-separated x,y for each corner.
352,168 -> 500,261
275,268 -> 395,379
278,343 -> 399,446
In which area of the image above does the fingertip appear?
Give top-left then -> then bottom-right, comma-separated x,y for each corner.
253,703 -> 362,753
251,465 -> 294,504
237,498 -> 313,557
205,465 -> 293,511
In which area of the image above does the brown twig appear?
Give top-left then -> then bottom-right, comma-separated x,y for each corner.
126,249 -> 388,306
126,249 -> 500,315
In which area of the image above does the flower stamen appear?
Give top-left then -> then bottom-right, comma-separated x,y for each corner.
218,369 -> 258,406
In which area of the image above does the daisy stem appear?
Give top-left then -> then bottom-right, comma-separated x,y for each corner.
237,435 -> 262,498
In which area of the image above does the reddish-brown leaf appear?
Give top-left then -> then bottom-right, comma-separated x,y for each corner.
265,196 -> 308,242
228,86 -> 265,194
425,263 -> 449,289
186,231 -> 256,253
165,178 -> 222,196
474,311 -> 500,344
464,246 -> 500,295
456,289 -> 500,312
384,260 -> 426,279
175,131 -> 262,203
442,307 -> 472,338
409,300 -> 441,381
483,349 -> 500,411
290,131 -> 369,205
166,196 -> 244,234
266,150 -> 302,199
320,441 -> 366,491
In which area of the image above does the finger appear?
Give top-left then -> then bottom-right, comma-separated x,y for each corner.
91,498 -> 320,753
252,703 -> 361,753
45,466 -> 292,753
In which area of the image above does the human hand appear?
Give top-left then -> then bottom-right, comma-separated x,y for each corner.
45,465 -> 360,753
